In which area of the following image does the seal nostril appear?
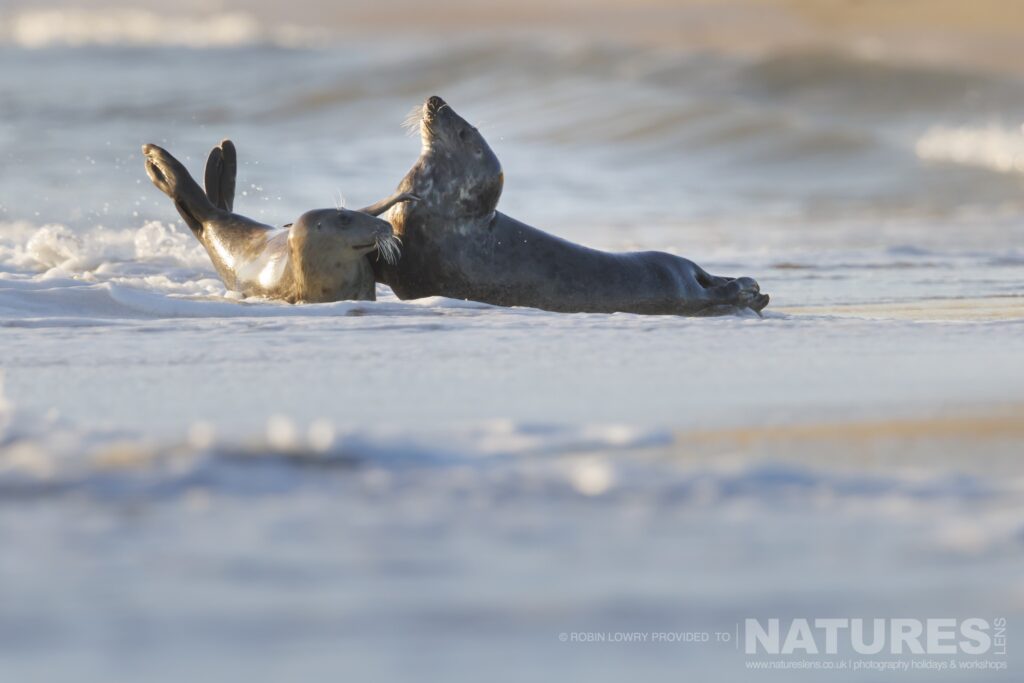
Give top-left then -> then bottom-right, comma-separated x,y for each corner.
426,95 -> 445,114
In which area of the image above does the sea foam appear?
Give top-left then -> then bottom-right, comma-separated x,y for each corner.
0,8 -> 325,49
916,123 -> 1024,175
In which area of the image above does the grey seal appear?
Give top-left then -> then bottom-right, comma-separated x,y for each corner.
142,141 -> 410,303
375,96 -> 769,315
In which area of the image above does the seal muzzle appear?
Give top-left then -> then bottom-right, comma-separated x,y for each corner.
425,95 -> 446,118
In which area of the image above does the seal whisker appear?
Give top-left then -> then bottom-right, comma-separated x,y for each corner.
374,233 -> 402,265
334,190 -> 346,210
402,104 -> 424,137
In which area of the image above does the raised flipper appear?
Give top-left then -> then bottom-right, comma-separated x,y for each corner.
693,264 -> 732,289
204,139 -> 237,212
357,191 -> 420,217
282,191 -> 418,228
142,143 -> 223,236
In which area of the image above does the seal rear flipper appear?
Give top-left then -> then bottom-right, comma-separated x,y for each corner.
173,200 -> 203,236
142,143 -> 222,236
204,139 -> 236,212
704,276 -> 769,315
749,293 -> 770,314
694,265 -> 731,289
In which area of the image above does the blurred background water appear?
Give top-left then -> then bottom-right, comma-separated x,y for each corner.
1,1 -> 1023,681
2,1 -> 1024,240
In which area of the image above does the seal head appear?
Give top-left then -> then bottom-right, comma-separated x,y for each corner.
412,96 -> 503,220
288,208 -> 399,302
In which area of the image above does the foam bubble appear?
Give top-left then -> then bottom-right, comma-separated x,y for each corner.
187,421 -> 216,450
568,458 -> 616,496
308,419 -> 336,453
266,415 -> 298,451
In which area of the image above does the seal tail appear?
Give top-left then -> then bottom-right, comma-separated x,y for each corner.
204,139 -> 236,212
142,143 -> 221,236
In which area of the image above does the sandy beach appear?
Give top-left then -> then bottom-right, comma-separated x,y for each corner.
779,296 -> 1024,321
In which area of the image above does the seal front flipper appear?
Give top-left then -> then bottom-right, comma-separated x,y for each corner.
204,139 -> 237,212
357,191 -> 419,217
142,143 -> 222,236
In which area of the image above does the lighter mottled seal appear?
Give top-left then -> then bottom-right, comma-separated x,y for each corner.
375,96 -> 769,316
143,141 -> 410,303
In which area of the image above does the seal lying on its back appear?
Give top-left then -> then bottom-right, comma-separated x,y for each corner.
143,141 -> 410,303
375,96 -> 769,316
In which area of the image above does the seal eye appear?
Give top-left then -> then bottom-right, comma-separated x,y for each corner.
458,128 -> 468,141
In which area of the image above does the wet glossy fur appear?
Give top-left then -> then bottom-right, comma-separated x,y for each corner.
143,141 -> 405,303
375,97 -> 769,315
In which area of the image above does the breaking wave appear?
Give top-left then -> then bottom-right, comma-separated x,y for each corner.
0,221 -> 507,320
916,123 -> 1024,175
0,8 -> 326,49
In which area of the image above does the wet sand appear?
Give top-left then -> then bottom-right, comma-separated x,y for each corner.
778,296 -> 1024,321
675,405 -> 1024,470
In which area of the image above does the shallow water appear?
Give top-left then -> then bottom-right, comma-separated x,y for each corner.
1,3 -> 1023,681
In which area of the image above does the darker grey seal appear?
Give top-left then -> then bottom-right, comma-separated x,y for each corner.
143,141 -> 410,303
374,96 -> 769,316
